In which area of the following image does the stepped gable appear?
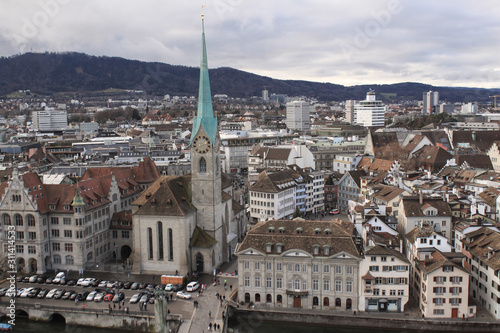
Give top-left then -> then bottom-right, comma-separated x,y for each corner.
133,175 -> 196,216
237,219 -> 361,258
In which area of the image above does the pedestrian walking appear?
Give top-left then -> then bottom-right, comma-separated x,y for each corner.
113,303 -> 116,310
82,304 -> 85,311
209,323 -> 212,331
230,285 -> 232,291
223,295 -> 226,301
209,311 -> 212,318
145,303 -> 147,311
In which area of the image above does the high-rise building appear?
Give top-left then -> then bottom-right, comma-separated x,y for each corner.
262,89 -> 269,101
354,91 -> 386,127
345,100 -> 356,124
286,100 -> 311,132
423,91 -> 439,115
32,110 -> 68,132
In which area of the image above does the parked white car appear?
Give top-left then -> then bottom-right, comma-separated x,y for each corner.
20,288 -> 33,298
76,278 -> 86,286
46,288 -> 58,299
176,291 -> 192,299
81,278 -> 95,287
86,291 -> 98,301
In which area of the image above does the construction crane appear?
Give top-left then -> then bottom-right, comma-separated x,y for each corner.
490,95 -> 500,111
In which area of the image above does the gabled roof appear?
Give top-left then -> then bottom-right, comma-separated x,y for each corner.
463,227 -> 500,270
453,130 -> 500,152
190,226 -> 218,248
81,156 -> 160,184
455,155 -> 493,170
416,251 -> 468,275
344,170 -> 367,188
478,187 -> 500,207
365,245 -> 408,263
356,157 -> 393,172
133,175 -> 196,216
402,197 -> 452,218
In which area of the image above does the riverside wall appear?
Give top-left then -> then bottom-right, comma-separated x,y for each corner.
0,303 -> 181,332
230,307 -> 500,333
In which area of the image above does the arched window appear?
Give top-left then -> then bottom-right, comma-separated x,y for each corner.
53,255 -> 61,264
346,298 -> 352,310
313,296 -> 319,306
336,298 -> 342,307
168,228 -> 173,261
157,222 -> 164,260
65,255 -> 74,265
323,297 -> 330,306
199,157 -> 207,173
255,293 -> 261,303
112,194 -> 118,201
2,214 -> 11,226
27,214 -> 35,227
266,294 -> 272,303
245,293 -> 250,303
15,214 -> 23,226
147,228 -> 153,259
277,294 -> 282,303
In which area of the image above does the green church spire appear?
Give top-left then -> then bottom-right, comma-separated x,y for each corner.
190,16 -> 218,146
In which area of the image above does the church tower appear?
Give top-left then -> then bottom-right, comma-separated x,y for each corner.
190,16 -> 224,265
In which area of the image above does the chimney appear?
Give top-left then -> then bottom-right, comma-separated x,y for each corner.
419,190 -> 423,205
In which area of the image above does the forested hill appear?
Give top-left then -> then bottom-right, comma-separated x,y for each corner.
0,52 -> 498,102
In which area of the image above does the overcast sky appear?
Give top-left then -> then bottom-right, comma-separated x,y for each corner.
1,0 -> 499,88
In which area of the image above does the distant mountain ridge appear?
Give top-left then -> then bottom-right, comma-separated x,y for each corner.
0,52 -> 498,103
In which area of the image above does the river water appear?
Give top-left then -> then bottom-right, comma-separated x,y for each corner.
8,316 -> 447,333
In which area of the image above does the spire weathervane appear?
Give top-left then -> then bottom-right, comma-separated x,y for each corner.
201,4 -> 205,20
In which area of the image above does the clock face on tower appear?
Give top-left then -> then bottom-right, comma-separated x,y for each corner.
193,135 -> 211,154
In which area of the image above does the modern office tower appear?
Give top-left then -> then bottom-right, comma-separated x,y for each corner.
438,103 -> 454,114
32,110 -> 68,132
286,100 -> 311,132
345,100 -> 356,124
423,91 -> 439,115
262,89 -> 269,101
461,102 -> 478,114
354,91 -> 386,127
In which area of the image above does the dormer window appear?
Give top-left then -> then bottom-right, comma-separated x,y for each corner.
313,245 -> 319,255
296,227 -> 303,234
64,205 -> 70,210
278,227 -> 285,233
314,228 -> 321,235
276,243 -> 283,254
266,243 -> 272,253
323,245 -> 330,255
268,226 -> 275,233
49,205 -> 56,210
325,228 -> 331,235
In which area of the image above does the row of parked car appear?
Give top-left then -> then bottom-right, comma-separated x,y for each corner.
0,286 -> 126,303
19,274 -> 189,293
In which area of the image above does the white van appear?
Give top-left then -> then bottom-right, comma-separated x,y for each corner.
53,272 -> 65,284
